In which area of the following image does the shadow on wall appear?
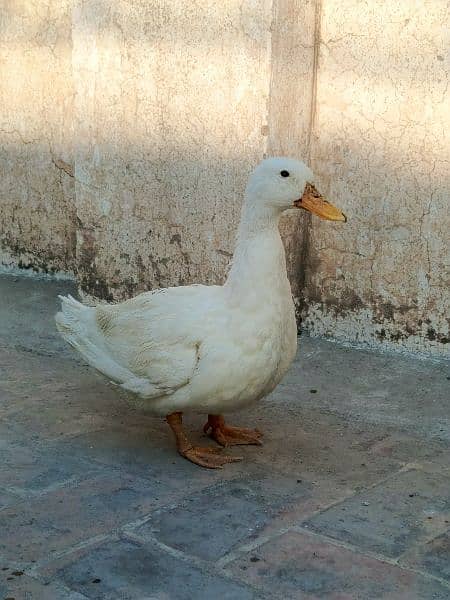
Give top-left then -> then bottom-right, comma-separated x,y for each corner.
2,133 -> 448,355
1,130 -> 448,349
301,131 -> 450,349
2,143 -> 308,302
0,143 -> 77,276
298,0 -> 450,353
0,0 -> 276,292
1,0 -> 449,354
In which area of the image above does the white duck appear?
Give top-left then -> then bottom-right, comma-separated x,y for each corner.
56,158 -> 346,468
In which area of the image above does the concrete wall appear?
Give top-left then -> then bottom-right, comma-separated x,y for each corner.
304,0 -> 450,355
72,0 -> 272,300
1,0 -> 449,356
0,0 -> 76,274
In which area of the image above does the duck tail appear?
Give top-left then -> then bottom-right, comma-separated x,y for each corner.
55,295 -> 144,388
55,294 -> 91,341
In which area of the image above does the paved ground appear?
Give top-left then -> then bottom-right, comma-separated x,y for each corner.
0,273 -> 449,600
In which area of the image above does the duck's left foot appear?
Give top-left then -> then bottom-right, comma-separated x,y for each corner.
182,446 -> 242,469
166,411 -> 243,469
203,414 -> 263,447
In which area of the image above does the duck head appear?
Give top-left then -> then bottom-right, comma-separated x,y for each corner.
245,157 -> 346,222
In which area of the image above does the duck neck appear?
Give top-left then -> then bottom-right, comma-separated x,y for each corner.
225,201 -> 287,297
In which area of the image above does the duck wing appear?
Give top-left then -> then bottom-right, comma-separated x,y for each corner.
56,285 -> 222,398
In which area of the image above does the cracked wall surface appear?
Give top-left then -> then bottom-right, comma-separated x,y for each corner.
72,0 -> 273,300
0,0 -> 76,274
303,0 -> 450,355
1,0 -> 448,356
268,0 -> 317,304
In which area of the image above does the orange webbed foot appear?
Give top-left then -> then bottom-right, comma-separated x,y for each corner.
181,445 -> 243,469
166,412 -> 242,469
203,415 -> 263,447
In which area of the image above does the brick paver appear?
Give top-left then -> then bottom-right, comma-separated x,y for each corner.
0,275 -> 449,599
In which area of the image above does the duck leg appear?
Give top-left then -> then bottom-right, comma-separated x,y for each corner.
203,414 -> 263,447
166,412 -> 242,469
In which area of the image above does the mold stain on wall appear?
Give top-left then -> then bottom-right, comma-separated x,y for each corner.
0,0 -> 448,357
302,0 -> 450,355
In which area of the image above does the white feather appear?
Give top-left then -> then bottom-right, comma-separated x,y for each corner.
55,158 -> 314,415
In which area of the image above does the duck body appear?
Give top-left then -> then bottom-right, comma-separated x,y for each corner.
56,218 -> 297,416
56,157 -> 345,468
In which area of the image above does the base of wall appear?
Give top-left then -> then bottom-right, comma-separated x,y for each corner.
0,252 -> 75,282
2,266 -> 447,360
0,265 -> 75,282
302,303 -> 449,360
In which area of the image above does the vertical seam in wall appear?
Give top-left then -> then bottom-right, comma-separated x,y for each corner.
307,0 -> 322,163
299,0 -> 322,327
266,0 -> 278,157
70,1 -> 78,268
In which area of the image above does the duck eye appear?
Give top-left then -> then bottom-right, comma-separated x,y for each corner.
280,170 -> 290,177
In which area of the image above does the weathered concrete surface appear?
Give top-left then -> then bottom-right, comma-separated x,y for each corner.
268,0 -> 318,303
0,0 -> 449,356
0,0 -> 76,275
72,0 -> 272,301
304,0 -> 450,355
0,274 -> 449,598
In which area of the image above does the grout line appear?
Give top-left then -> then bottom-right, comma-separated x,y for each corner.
396,557 -> 450,590
295,463 -> 414,522
3,476 -> 90,499
28,533 -> 118,577
216,528 -> 289,569
2,486 -> 29,500
216,463 -> 417,568
121,513 -> 156,533
5,463 -> 449,594
120,528 -> 268,596
292,525 -> 450,590
121,528 -> 207,571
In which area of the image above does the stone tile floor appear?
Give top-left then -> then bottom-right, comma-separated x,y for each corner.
0,273 -> 449,599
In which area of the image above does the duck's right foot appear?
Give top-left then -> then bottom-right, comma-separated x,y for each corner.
166,411 -> 242,469
180,446 -> 242,469
203,414 -> 263,447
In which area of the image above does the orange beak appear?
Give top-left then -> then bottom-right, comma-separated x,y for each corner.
294,183 -> 347,222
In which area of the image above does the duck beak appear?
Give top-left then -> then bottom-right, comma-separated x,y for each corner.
294,183 -> 347,222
